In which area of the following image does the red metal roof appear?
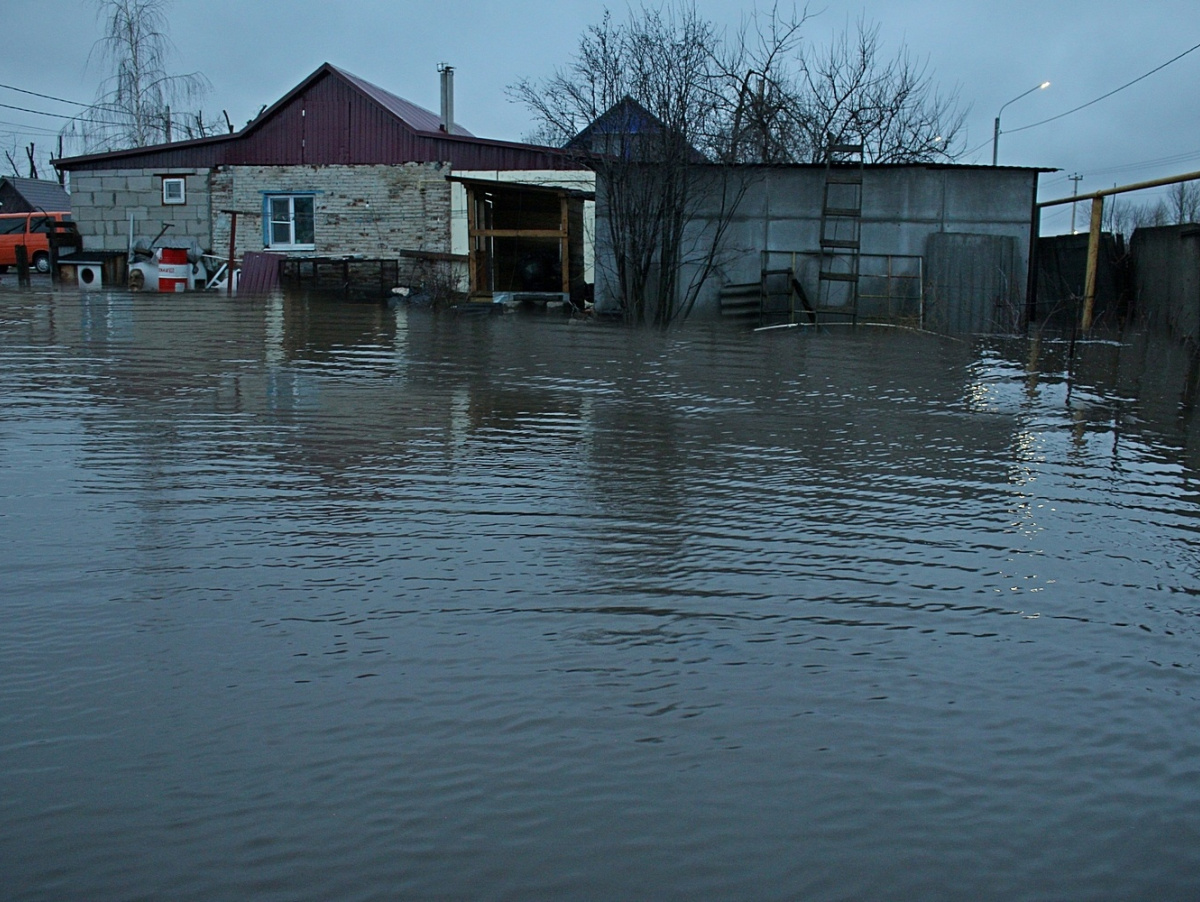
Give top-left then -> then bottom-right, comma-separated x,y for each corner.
329,65 -> 472,137
56,63 -> 579,173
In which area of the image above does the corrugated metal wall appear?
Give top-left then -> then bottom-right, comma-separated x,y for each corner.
1034,233 -> 1128,329
925,233 -> 1022,334
1131,225 -> 1200,340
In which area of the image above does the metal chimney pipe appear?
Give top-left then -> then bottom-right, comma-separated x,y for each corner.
439,64 -> 454,133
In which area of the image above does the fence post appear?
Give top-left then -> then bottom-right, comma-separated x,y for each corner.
15,246 -> 30,287
1080,196 -> 1105,332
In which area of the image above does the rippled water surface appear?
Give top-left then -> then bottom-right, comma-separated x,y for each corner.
3,286 -> 1200,900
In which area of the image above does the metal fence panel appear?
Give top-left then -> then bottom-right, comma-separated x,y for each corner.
925,233 -> 1021,334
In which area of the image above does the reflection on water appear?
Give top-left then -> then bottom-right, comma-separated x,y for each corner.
2,287 -> 1200,901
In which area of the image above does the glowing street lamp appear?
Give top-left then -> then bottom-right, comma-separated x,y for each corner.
992,81 -> 1050,166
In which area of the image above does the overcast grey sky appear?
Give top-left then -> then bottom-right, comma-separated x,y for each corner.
3,0 -> 1198,233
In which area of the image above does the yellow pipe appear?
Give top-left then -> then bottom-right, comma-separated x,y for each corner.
1040,169 -> 1200,208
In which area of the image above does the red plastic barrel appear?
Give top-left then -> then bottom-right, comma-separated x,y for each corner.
158,247 -> 189,292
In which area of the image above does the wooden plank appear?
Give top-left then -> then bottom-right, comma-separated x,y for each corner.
560,196 -> 569,295
468,228 -> 565,239
466,184 -> 479,294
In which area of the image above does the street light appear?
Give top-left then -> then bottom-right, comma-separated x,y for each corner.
992,81 -> 1050,166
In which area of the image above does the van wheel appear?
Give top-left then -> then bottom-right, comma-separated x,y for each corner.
33,252 -> 50,274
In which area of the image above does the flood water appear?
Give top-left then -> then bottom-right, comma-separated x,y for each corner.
2,285 -> 1199,901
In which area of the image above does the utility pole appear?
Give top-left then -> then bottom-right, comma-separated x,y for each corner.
1068,173 -> 1083,234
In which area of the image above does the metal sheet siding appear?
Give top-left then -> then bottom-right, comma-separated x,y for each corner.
926,233 -> 1022,334
232,92 -> 307,164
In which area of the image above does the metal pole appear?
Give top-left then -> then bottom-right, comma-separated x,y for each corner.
1068,173 -> 1083,233
15,245 -> 29,287
993,82 -> 1049,167
227,212 -> 237,297
1080,196 -> 1105,332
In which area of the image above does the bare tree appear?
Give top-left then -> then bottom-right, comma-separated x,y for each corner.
713,6 -> 811,163
790,18 -> 964,163
1103,196 -> 1140,239
74,0 -> 212,152
3,143 -> 45,179
1165,180 -> 1200,224
511,2 -> 965,325
1110,182 -> 1200,235
511,4 -> 759,326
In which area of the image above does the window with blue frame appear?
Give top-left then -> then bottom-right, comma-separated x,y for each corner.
265,194 -> 315,250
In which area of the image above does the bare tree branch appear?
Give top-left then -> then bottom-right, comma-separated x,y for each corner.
510,2 -> 967,324
74,0 -> 214,152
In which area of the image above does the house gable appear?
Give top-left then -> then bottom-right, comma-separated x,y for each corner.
0,177 -> 71,213
566,95 -> 705,162
56,63 -> 579,173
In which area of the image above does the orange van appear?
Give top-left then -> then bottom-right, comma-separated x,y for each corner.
0,211 -> 73,273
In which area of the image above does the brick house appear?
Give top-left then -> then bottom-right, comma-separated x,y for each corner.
54,63 -> 592,299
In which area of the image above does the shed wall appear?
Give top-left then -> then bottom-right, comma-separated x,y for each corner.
594,165 -> 1039,331
67,167 -> 210,252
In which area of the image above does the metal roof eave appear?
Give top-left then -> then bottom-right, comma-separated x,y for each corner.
447,174 -> 595,200
54,131 -> 236,170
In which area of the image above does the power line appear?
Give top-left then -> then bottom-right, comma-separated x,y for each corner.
1045,151 -> 1200,184
0,101 -> 97,122
0,120 -> 70,136
0,82 -> 90,108
1039,148 -> 1200,193
1084,150 -> 1200,178
965,42 -> 1200,163
1005,40 -> 1200,137
962,135 -> 993,159
0,101 -> 138,126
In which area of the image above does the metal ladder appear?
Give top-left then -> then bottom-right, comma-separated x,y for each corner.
815,142 -> 864,323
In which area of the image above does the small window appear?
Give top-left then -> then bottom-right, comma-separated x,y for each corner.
264,194 -> 316,250
162,177 -> 186,205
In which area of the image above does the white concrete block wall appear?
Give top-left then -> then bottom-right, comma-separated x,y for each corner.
69,168 -> 210,253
